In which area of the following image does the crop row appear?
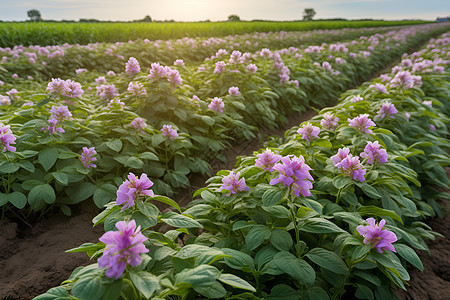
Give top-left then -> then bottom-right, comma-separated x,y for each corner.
35,32 -> 450,300
0,20 -> 429,48
0,24 -> 448,221
0,24 -> 439,82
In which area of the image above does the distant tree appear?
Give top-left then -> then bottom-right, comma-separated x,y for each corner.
228,14 -> 241,22
303,8 -> 316,21
142,15 -> 152,22
27,9 -> 42,22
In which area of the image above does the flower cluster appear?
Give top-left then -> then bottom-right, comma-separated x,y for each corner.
331,148 -> 366,182
106,98 -> 125,110
350,95 -> 364,103
360,141 -> 388,165
270,155 -> 314,197
46,78 -> 84,98
348,114 -> 376,134
369,83 -> 387,93
0,123 -> 16,152
0,95 -> 11,106
50,105 -> 72,122
214,61 -> 226,74
80,147 -> 97,168
125,57 -> 141,75
219,171 -> 250,196
228,86 -> 240,96
356,218 -> 397,253
148,63 -> 182,87
255,148 -> 282,171
297,122 -> 320,142
161,124 -> 178,140
127,82 -> 147,96
41,118 -> 65,135
98,220 -> 149,279
116,173 -> 155,210
377,102 -> 398,119
208,97 -> 224,113
320,113 -> 339,131
96,84 -> 119,101
131,117 -> 147,133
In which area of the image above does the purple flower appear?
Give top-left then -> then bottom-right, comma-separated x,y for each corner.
96,84 -> 119,101
127,82 -> 147,96
356,218 -> 397,253
369,83 -> 387,94
247,63 -> 258,73
50,105 -> 72,122
75,68 -> 87,74
255,148 -> 282,171
106,98 -> 125,110
174,59 -> 185,66
423,100 -> 432,107
165,67 -> 183,87
228,86 -> 240,96
125,57 -> 141,75
360,141 -> 388,165
377,102 -> 398,119
98,220 -> 149,279
131,118 -> 147,133
80,147 -> 97,168
390,70 -> 415,89
41,118 -> 65,135
320,113 -> 339,131
65,80 -> 84,98
348,114 -> 376,134
297,122 -> 320,142
336,154 -> 366,182
434,65 -> 444,73
96,76 -> 107,84
116,173 -> 155,210
405,112 -> 411,122
331,147 -> 350,167
350,95 -> 363,103
148,63 -> 166,78
46,78 -> 70,96
0,95 -> 11,106
429,124 -> 436,131
270,155 -> 314,197
0,123 -> 16,152
214,61 -> 226,74
208,97 -> 224,113
219,171 -> 250,195
161,124 -> 178,140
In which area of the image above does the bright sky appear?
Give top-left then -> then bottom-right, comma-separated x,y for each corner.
0,0 -> 449,21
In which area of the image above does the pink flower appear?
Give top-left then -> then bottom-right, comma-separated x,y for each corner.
270,155 -> 314,197
161,124 -> 178,140
297,122 -> 320,142
106,98 -> 125,110
360,141 -> 388,165
174,59 -> 185,66
219,171 -> 250,195
350,95 -> 363,103
369,83 -> 387,93
405,112 -> 411,122
377,102 -> 398,119
228,86 -> 240,96
348,114 -> 376,134
247,63 -> 258,73
208,97 -> 224,113
0,95 -> 11,106
165,67 -> 183,87
41,118 -> 65,135
331,147 -> 350,167
131,117 -> 147,133
95,76 -> 107,84
255,148 -> 282,171
98,219 -> 149,279
320,113 -> 339,131
434,65 -> 444,73
148,63 -> 166,78
423,100 -> 432,107
47,78 -> 70,96
127,82 -> 147,96
356,218 -> 397,253
50,105 -> 72,122
125,57 -> 141,75
116,173 -> 155,210
214,61 -> 226,74
75,68 -> 87,74
390,70 -> 415,89
80,147 -> 97,168
336,154 -> 366,182
429,124 -> 436,131
96,84 -> 119,101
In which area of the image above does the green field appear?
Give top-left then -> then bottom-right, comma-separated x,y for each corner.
0,20 -> 430,47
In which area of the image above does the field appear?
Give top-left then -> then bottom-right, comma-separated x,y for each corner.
0,21 -> 449,300
0,20 -> 429,47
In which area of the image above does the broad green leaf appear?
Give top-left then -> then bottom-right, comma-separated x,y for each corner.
357,206 -> 403,224
395,244 -> 423,271
38,147 -> 58,171
151,195 -> 181,212
246,225 -> 272,250
273,251 -> 316,286
218,273 -> 256,292
357,182 -> 381,199
194,281 -> 226,299
33,286 -> 72,300
175,265 -> 219,288
306,248 -> 348,275
106,139 -> 123,152
71,276 -> 105,300
301,218 -> 346,234
162,212 -> 202,228
28,184 -> 55,209
332,175 -> 352,189
52,172 -> 68,185
8,192 -> 27,209
270,229 -> 293,251
262,188 -> 283,206
267,284 -> 299,300
129,271 -> 159,299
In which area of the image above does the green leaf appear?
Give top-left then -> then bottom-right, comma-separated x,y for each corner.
357,183 -> 381,199
194,281 -> 226,299
201,115 -> 215,126
19,161 -> 35,173
353,269 -> 382,286
106,139 -> 123,152
357,206 -> 403,224
129,271 -> 158,299
246,225 -> 272,250
124,157 -> 144,169
270,229 -> 293,251
65,182 -> 96,204
218,273 -> 256,292
306,248 -> 348,275
273,251 -> 316,286
162,212 -> 202,228
101,280 -> 122,300
139,151 -> 159,161
93,185 -> 116,208
136,201 -> 159,218
395,244 -> 423,271
301,218 -> 346,234
175,265 -> 219,288
332,175 -> 352,189
8,192 -> 27,209
355,284 -> 374,300
38,147 -> 58,171
33,286 -> 72,300
262,188 -> 283,206
268,284 -> 299,300
0,161 -> 20,174
71,276 -> 105,300
311,139 -> 332,148
222,248 -> 255,270
28,184 -> 56,209
52,172 -> 68,185
305,286 -> 330,300
150,195 -> 181,212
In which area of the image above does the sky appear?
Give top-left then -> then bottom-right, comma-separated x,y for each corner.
0,0 -> 449,22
